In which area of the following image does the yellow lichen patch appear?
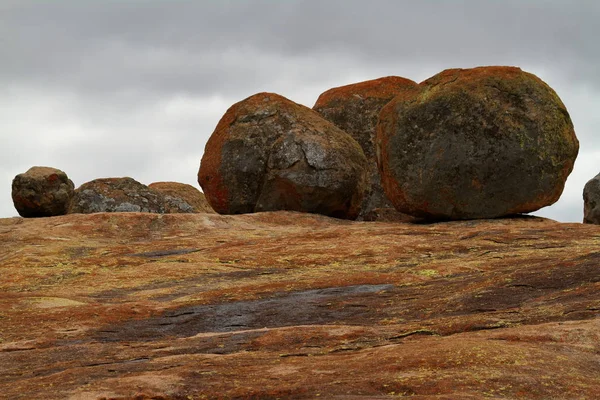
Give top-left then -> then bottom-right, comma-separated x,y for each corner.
25,297 -> 87,309
410,269 -> 440,278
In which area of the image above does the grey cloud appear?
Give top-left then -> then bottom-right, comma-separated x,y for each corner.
2,1 -> 599,96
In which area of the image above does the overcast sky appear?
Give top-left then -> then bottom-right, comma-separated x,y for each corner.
1,1 -> 598,221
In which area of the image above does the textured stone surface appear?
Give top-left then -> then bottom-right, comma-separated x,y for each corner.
148,181 -> 214,213
377,66 -> 579,220
1,212 -> 599,399
69,177 -> 165,214
11,166 -> 74,217
198,92 -> 368,219
314,76 -> 418,218
584,172 -> 600,224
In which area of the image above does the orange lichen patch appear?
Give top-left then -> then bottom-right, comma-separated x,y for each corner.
1,212 -> 599,398
314,76 -> 418,106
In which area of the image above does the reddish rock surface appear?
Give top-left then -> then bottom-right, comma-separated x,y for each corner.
377,66 -> 579,220
69,177 -> 165,214
11,166 -> 74,217
1,212 -> 599,399
583,172 -> 600,224
148,182 -> 214,214
314,76 -> 418,219
198,92 -> 368,219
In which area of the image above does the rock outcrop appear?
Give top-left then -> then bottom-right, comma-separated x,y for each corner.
148,181 -> 214,213
1,212 -> 599,399
313,76 -> 418,219
11,166 -> 74,217
377,66 -> 579,220
69,177 -> 165,214
198,92 -> 368,219
583,172 -> 600,224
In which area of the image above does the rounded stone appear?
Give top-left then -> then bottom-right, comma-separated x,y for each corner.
11,166 -> 75,217
148,182 -> 214,213
377,66 -> 579,220
583,172 -> 600,224
198,92 -> 368,219
69,177 -> 166,214
313,76 -> 418,219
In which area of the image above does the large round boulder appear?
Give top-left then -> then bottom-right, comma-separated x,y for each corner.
198,92 -> 368,219
583,172 -> 600,224
377,66 -> 579,220
69,177 -> 166,214
11,166 -> 75,217
313,76 -> 418,219
148,182 -> 214,213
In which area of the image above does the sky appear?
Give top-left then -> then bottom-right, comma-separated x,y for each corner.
1,0 -> 599,221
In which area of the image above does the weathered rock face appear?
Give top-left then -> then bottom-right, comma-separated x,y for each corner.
1,212 -> 599,399
148,181 -> 214,213
198,92 -> 368,219
377,66 -> 579,220
314,76 -> 418,218
583,172 -> 600,224
69,177 -> 166,214
11,166 -> 74,217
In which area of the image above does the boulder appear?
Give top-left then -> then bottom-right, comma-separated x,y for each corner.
69,177 -> 165,214
148,181 -> 214,213
377,66 -> 579,220
583,172 -> 600,224
313,76 -> 418,219
198,92 -> 368,219
11,166 -> 75,217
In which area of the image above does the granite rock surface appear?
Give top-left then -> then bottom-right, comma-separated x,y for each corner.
1,212 -> 599,399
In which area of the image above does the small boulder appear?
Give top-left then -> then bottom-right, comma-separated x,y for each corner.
198,92 -> 368,219
313,76 -> 418,219
583,173 -> 600,224
69,177 -> 165,214
11,166 -> 75,217
377,66 -> 579,220
148,182 -> 214,213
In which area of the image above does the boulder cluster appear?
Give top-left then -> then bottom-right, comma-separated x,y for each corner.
199,66 -> 581,221
12,169 -> 213,218
13,66 -> 593,223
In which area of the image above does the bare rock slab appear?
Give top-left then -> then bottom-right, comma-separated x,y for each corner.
69,177 -> 166,214
198,92 -> 368,219
377,66 -> 579,220
1,212 -> 599,399
11,166 -> 74,217
314,76 -> 418,219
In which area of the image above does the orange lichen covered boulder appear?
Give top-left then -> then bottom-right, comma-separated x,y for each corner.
198,92 -> 368,219
314,77 -> 418,219
149,181 -> 214,213
11,166 -> 75,217
377,66 -> 579,220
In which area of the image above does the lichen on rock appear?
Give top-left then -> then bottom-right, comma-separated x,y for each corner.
198,92 -> 369,219
377,66 -> 579,220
